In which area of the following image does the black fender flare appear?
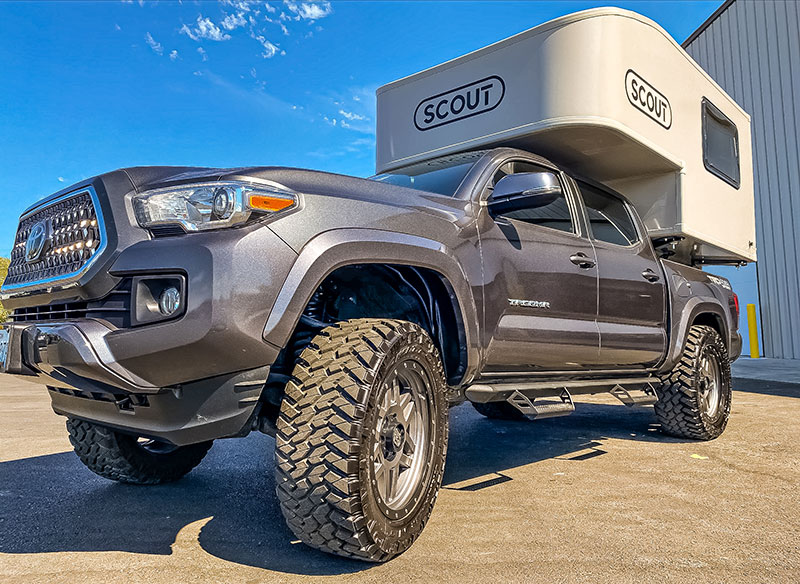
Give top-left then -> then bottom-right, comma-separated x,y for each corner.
660,298 -> 731,373
262,228 -> 480,384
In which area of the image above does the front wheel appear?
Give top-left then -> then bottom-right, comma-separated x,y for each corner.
275,318 -> 449,562
654,325 -> 732,440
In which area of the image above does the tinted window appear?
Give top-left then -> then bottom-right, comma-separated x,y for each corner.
493,162 -> 574,234
370,151 -> 484,196
702,98 -> 740,188
579,182 -> 639,246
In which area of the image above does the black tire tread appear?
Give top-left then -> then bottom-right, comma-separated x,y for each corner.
275,318 -> 446,562
654,325 -> 731,440
66,418 -> 212,484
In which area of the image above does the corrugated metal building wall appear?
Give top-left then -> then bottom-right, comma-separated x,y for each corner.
684,0 -> 800,360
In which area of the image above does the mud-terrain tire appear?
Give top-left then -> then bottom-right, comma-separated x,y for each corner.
275,318 -> 449,562
66,418 -> 213,484
654,325 -> 732,440
471,400 -> 527,421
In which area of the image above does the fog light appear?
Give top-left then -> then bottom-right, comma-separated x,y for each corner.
158,287 -> 181,316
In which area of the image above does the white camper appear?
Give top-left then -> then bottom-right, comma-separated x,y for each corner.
376,7 -> 756,265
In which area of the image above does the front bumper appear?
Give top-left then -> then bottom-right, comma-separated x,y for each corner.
2,320 -> 271,445
4,223 -> 297,387
1,222 -> 298,443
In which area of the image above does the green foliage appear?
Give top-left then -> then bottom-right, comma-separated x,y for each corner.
0,257 -> 9,322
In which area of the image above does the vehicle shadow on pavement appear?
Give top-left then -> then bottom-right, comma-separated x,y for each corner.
0,401 -> 682,575
443,400 -> 683,487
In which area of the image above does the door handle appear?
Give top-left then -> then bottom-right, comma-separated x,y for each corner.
569,253 -> 596,269
642,269 -> 660,282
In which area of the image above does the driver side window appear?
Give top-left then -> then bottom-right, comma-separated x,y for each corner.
490,162 -> 575,234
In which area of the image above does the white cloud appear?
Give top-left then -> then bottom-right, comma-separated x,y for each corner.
144,32 -> 163,55
58,177 -> 65,182
180,16 -> 231,42
279,22 -> 289,35
283,1 -> 332,21
222,0 -> 255,11
252,33 -> 284,58
169,50 -> 179,61
114,23 -> 121,31
318,86 -> 377,134
221,12 -> 247,31
264,2 -> 277,13
197,47 -> 208,61
338,109 -> 366,122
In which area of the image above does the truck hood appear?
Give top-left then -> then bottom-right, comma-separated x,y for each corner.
119,165 -> 468,220
19,165 -> 469,233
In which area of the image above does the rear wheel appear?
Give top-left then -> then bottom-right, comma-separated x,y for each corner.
66,418 -> 212,484
275,318 -> 448,562
654,325 -> 732,440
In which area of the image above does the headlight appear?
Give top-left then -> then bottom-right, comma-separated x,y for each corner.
132,181 -> 297,232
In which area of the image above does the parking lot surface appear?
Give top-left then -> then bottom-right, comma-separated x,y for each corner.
1,375 -> 798,584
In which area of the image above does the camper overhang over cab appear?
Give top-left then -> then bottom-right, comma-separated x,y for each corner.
376,7 -> 756,266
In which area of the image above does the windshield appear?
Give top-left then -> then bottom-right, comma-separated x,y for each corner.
370,151 -> 485,196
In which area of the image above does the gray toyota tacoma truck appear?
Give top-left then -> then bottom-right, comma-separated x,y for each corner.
0,147 -> 741,561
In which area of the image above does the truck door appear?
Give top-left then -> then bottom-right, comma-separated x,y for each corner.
480,161 -> 600,372
575,180 -> 667,368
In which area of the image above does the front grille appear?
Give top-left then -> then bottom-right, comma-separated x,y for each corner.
5,188 -> 104,289
9,280 -> 132,328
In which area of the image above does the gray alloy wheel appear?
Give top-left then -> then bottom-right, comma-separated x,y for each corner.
275,318 -> 449,562
698,350 -> 722,417
371,360 -> 432,515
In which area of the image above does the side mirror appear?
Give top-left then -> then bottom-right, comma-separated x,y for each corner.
488,172 -> 562,215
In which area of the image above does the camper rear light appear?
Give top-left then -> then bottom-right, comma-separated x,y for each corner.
133,181 -> 297,232
732,293 -> 740,321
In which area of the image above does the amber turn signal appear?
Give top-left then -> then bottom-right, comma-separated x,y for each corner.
249,194 -> 295,212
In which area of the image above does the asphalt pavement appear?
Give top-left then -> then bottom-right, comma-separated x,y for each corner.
1,374 -> 798,583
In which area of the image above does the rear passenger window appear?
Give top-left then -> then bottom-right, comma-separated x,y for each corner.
702,98 -> 740,188
579,182 -> 639,246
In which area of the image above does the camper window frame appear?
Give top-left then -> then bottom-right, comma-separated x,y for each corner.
701,97 -> 741,189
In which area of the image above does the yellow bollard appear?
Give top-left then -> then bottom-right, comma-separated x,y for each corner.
746,303 -> 760,359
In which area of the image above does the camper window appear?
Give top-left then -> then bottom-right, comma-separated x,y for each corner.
578,182 -> 639,246
702,98 -> 740,188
